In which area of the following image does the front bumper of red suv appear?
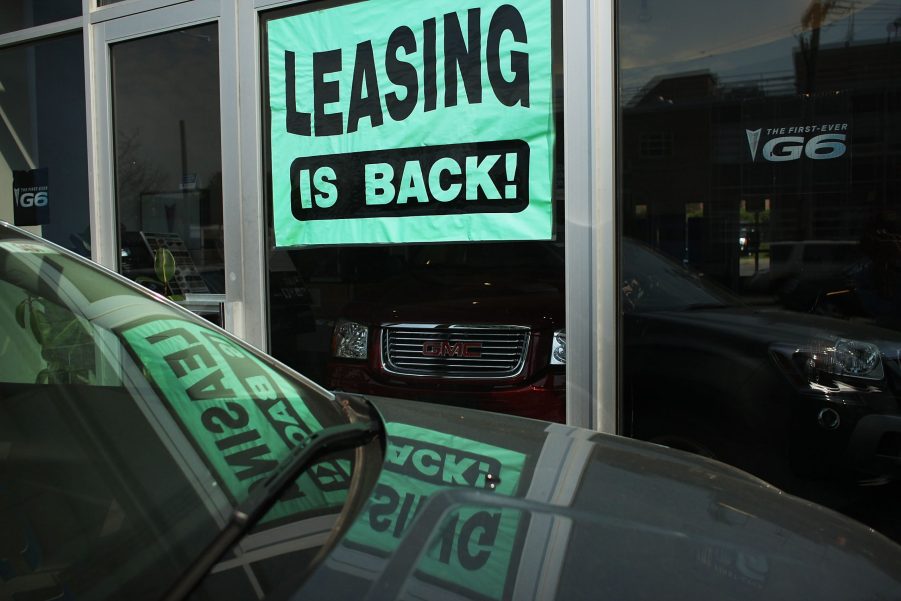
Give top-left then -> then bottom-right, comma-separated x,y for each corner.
327,362 -> 566,423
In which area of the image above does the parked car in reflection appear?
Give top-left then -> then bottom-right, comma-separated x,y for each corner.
622,239 -> 901,488
4,221 -> 901,599
775,254 -> 901,333
328,236 -> 901,490
768,240 -> 863,295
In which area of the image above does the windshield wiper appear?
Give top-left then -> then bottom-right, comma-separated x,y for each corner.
163,418 -> 382,601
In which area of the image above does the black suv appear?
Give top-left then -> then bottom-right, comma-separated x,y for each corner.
621,239 -> 901,487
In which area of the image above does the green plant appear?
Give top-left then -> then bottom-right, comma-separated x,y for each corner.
153,247 -> 177,298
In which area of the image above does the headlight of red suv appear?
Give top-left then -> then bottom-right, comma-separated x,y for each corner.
551,328 -> 566,365
332,319 -> 368,359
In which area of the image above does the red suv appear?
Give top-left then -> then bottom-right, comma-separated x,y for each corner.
325,242 -> 567,422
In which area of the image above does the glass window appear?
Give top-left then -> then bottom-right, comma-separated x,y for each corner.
261,0 -> 565,423
618,0 -> 901,541
0,1 -> 81,36
110,24 -> 225,302
0,34 -> 89,256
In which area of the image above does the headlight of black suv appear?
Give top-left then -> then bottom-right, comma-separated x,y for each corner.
771,337 -> 885,398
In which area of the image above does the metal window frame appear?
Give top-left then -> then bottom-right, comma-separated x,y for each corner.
241,0 -> 618,430
0,17 -> 83,49
77,0 -> 618,431
563,0 -> 616,432
86,0 -> 251,333
90,0 -> 193,24
0,13 -> 85,245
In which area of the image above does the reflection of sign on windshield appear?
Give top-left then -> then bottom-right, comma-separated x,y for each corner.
121,319 -> 347,522
267,0 -> 555,246
345,423 -> 526,600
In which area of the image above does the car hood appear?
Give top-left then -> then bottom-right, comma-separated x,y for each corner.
291,395 -> 901,600
342,267 -> 563,327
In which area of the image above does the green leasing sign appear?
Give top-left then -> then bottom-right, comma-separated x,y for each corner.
121,319 -> 349,523
344,423 -> 526,600
267,0 -> 555,247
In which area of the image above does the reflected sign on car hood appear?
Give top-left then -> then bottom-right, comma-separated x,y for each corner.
121,318 -> 348,522
344,422 -> 526,600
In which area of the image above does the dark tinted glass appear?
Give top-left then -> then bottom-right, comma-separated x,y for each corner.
0,1 -> 80,35
0,34 -> 89,255
110,24 -> 226,305
618,0 -> 901,542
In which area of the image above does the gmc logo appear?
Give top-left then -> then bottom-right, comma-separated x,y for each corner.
422,340 -> 482,358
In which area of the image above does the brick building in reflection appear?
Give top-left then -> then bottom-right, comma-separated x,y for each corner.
622,39 -> 901,293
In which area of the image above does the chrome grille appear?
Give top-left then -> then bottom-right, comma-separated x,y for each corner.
382,324 -> 530,378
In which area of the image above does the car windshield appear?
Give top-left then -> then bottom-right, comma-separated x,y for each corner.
0,224 -> 359,599
622,239 -> 739,312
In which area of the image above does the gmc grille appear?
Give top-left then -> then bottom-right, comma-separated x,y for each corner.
382,325 -> 530,378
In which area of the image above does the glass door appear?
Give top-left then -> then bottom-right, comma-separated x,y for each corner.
92,0 -> 228,325
112,23 -> 223,308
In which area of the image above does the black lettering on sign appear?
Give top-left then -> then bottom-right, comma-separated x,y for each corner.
347,41 -> 384,133
384,437 -> 501,488
201,402 -> 250,434
423,17 -> 438,112
290,140 -> 529,221
285,51 -> 311,136
437,513 -> 459,564
280,4 -> 530,136
217,429 -> 279,482
225,444 -> 279,482
444,9 -> 482,108
309,460 -> 351,492
366,484 -> 428,539
369,484 -> 400,532
201,331 -> 314,446
385,26 -> 418,121
458,511 -> 500,570
185,369 -> 233,401
433,511 -> 500,570
147,327 -> 199,347
487,5 -> 530,107
314,49 -> 343,136
148,328 -> 237,401
164,344 -> 216,378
